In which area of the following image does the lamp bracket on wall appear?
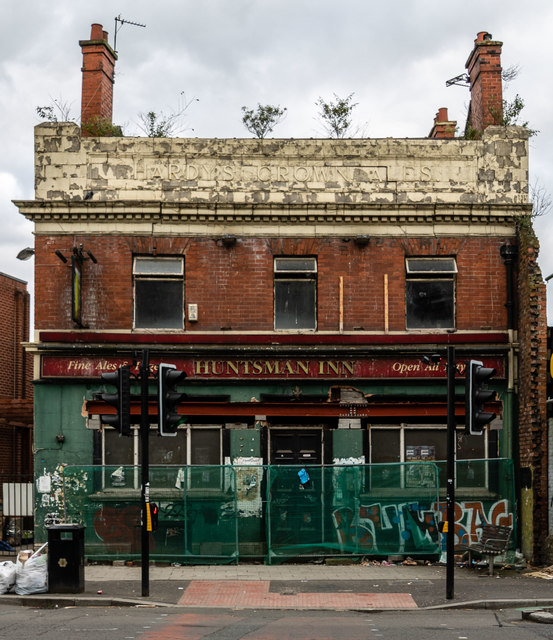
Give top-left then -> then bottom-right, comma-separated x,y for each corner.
55,245 -> 98,264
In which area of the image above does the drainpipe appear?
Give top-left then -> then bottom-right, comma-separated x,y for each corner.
500,243 -> 518,460
501,243 -> 518,548
500,244 -> 517,330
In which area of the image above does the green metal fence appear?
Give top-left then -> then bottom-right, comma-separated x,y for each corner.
55,459 -> 515,564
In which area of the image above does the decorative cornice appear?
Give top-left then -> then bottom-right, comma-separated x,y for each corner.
14,200 -> 532,226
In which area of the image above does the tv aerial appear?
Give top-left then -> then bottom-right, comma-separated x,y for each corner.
114,15 -> 146,53
445,73 -> 470,88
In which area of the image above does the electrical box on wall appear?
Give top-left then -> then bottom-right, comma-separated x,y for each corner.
187,303 -> 198,322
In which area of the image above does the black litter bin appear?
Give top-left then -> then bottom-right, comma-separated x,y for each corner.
47,524 -> 85,593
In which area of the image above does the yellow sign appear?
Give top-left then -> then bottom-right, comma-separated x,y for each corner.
551,353 -> 553,379
145,503 -> 152,532
442,521 -> 449,533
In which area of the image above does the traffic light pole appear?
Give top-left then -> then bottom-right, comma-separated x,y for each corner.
140,348 -> 150,597
446,345 -> 456,600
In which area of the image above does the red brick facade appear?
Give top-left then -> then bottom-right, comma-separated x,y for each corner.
0,274 -> 31,398
35,235 -> 511,333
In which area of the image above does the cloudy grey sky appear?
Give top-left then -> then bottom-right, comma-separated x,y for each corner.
2,0 -> 553,323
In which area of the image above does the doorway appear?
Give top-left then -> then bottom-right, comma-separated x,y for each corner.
270,429 -> 322,465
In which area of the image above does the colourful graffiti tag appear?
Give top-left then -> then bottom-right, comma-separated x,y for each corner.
433,498 -> 513,546
333,498 -> 514,553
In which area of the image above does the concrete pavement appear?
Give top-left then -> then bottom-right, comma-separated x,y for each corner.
2,561 -> 553,611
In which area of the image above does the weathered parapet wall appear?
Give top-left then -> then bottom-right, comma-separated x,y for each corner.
32,123 -> 529,207
517,219 -> 548,562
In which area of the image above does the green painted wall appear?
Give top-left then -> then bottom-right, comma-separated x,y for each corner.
230,428 -> 261,460
34,382 -> 94,541
332,429 -> 364,460
185,380 -> 450,401
32,376 -> 512,546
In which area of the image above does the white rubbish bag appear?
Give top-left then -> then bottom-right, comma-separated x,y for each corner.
15,545 -> 48,595
0,561 -> 16,594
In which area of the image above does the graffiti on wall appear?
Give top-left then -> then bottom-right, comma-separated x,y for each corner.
332,498 -> 514,553
433,498 -> 513,546
93,506 -> 142,553
88,497 -> 514,556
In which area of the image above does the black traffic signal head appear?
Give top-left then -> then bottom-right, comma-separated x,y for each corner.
465,359 -> 497,435
158,362 -> 187,436
99,365 -> 131,436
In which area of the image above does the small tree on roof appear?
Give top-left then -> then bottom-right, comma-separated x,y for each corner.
316,93 -> 358,138
241,104 -> 287,138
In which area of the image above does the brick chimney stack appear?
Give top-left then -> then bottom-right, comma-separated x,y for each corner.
465,31 -> 503,134
79,23 -> 117,135
429,107 -> 457,139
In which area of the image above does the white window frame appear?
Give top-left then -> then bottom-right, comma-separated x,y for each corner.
133,256 -> 185,330
273,257 -> 318,332
368,424 -> 490,490
101,424 -> 223,490
405,257 -> 457,331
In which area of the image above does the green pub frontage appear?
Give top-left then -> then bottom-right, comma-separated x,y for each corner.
32,340 -> 514,563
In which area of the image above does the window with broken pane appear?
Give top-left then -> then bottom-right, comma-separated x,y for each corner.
274,257 -> 317,330
405,257 -> 457,329
133,256 -> 184,329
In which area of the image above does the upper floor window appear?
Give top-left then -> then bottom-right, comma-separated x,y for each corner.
405,257 -> 457,330
133,256 -> 184,329
274,257 -> 317,331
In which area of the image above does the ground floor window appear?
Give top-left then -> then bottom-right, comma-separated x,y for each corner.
369,424 -> 494,489
101,425 -> 222,489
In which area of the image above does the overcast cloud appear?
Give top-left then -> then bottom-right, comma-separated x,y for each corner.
2,0 -> 553,323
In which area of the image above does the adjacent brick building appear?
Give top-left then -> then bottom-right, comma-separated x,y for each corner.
0,272 -> 33,546
14,27 -> 548,562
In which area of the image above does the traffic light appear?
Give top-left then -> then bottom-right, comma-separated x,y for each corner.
99,365 -> 131,436
158,363 -> 186,436
465,359 -> 497,435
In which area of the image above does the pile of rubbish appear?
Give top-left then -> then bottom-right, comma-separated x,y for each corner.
360,557 -> 430,567
0,543 -> 47,595
524,565 -> 553,580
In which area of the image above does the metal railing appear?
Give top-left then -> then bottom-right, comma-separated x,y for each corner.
0,474 -> 34,554
50,459 -> 515,564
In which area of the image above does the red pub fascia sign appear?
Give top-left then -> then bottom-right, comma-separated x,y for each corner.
41,355 -> 505,380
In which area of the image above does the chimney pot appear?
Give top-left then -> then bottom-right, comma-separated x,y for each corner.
90,23 -> 105,40
475,31 -> 491,43
436,107 -> 448,123
429,107 -> 456,139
